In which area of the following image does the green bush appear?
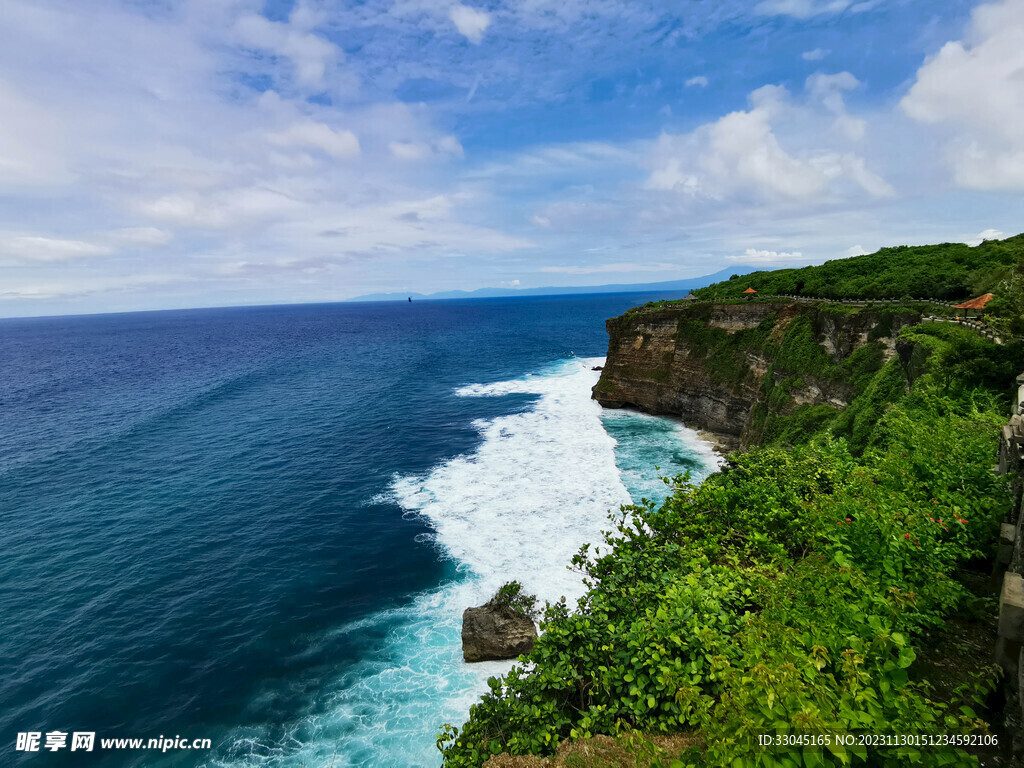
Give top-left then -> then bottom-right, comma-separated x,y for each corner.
488,581 -> 540,621
439,253 -> 1024,767
690,234 -> 1024,303
439,369 -> 1012,767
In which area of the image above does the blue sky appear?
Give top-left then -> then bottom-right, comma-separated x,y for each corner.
1,0 -> 1022,316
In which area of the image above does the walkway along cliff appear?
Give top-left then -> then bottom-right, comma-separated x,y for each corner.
994,377 -> 1024,752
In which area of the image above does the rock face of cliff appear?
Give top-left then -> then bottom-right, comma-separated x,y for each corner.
592,301 -> 920,448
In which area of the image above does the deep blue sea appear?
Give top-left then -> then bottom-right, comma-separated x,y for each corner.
0,294 -> 720,768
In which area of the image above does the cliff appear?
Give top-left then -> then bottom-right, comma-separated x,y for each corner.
592,300 -> 921,449
444,291 -> 1018,768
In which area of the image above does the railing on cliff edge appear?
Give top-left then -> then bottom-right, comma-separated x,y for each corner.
653,293 -> 1004,345
992,375 -> 1024,748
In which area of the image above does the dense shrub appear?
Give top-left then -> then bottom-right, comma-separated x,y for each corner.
439,243 -> 1024,766
439,360 -> 1013,767
691,234 -> 1024,302
488,581 -> 541,621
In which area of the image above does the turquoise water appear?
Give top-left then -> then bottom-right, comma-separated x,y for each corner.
0,295 -> 720,767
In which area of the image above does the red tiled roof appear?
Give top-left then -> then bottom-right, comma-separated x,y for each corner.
952,293 -> 994,310
743,287 -> 757,294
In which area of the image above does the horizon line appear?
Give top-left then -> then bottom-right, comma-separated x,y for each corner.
0,286 -> 709,323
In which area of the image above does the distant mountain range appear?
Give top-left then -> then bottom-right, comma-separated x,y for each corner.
347,266 -> 760,302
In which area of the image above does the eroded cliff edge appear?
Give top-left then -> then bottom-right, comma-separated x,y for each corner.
592,300 -> 921,449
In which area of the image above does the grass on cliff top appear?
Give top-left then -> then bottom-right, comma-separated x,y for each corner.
618,294 -> 1014,457
690,233 -> 1024,303
663,304 -> 910,395
750,322 -> 1020,453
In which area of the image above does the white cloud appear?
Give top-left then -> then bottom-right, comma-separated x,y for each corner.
449,5 -> 491,44
850,0 -> 885,10
646,108 -> 827,200
843,244 -> 870,258
541,262 -> 678,274
0,0 -> 1014,316
952,145 -> 1024,191
267,193 -> 535,259
702,109 -> 825,198
135,187 -> 306,231
102,227 -> 174,246
0,0 -> 529,314
390,141 -> 427,160
389,136 -> 464,160
802,48 -> 829,61
467,141 -> 639,182
234,12 -> 340,90
0,235 -> 112,263
966,228 -> 1006,246
645,85 -> 890,202
0,273 -> 183,300
732,248 -> 805,264
435,135 -> 465,157
806,71 -> 866,140
831,114 -> 866,141
0,80 -> 75,186
806,72 -> 859,110
814,153 -> 894,197
267,120 -> 361,159
901,0 -> 1024,190
508,0 -> 660,33
685,75 -> 709,88
755,0 -> 853,18
522,199 -> 623,234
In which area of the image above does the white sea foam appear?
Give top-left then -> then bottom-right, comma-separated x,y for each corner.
394,356 -> 631,603
208,357 -> 721,768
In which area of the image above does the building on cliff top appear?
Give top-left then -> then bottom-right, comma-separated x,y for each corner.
953,293 -> 995,317
743,287 -> 757,300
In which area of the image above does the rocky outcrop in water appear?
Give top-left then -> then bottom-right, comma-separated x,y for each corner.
462,604 -> 537,663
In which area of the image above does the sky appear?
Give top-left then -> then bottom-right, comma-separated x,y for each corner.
1,0 -> 1023,316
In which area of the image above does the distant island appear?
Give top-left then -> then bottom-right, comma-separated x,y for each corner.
345,267 -> 760,303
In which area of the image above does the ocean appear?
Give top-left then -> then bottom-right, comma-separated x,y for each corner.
0,294 -> 721,768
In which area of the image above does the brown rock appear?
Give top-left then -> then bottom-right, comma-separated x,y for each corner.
462,604 -> 537,663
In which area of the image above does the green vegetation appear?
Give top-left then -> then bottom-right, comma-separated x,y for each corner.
690,234 -> 1024,302
439,316 -> 1022,767
657,304 -> 918,450
489,581 -> 541,621
674,308 -> 870,389
759,323 -> 1021,454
